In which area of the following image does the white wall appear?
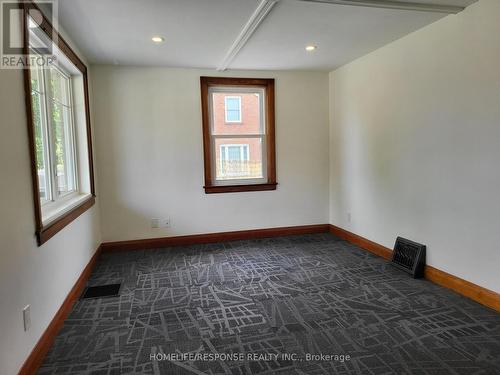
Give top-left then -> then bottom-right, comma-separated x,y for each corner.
329,0 -> 500,293
92,67 -> 329,241
0,29 -> 101,375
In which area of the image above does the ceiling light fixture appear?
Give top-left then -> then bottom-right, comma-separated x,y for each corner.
151,36 -> 165,43
305,45 -> 317,52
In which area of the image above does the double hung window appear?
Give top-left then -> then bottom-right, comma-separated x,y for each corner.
200,77 -> 276,194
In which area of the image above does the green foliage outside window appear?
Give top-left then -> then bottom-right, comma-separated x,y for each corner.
32,73 -> 66,171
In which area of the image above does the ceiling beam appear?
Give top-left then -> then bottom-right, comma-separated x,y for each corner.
217,0 -> 278,71
297,0 -> 466,14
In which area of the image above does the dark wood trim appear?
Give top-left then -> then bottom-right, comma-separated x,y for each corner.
101,224 -> 330,252
266,79 -> 276,183
204,183 -> 277,194
329,224 -> 500,312
22,1 -> 96,246
37,196 -> 95,245
83,73 -> 96,196
22,8 -> 42,238
200,77 -> 275,86
200,76 -> 277,194
18,245 -> 102,375
200,77 -> 212,187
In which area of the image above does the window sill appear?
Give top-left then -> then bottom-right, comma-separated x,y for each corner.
37,194 -> 95,245
204,183 -> 277,194
42,193 -> 91,226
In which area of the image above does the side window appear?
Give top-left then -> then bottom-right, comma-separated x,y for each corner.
24,5 -> 96,245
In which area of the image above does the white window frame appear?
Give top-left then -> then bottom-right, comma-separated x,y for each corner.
208,87 -> 267,186
30,53 -> 81,225
224,96 -> 242,123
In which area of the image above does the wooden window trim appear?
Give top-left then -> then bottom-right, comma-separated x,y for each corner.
22,1 -> 96,245
200,77 -> 277,194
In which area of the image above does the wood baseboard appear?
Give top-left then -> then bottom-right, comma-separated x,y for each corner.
424,266 -> 500,311
18,245 -> 103,375
329,225 -> 393,260
329,224 -> 500,312
101,224 -> 331,252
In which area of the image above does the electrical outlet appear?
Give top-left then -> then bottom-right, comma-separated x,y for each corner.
163,217 -> 170,228
151,218 -> 170,228
23,305 -> 31,331
151,218 -> 160,228
347,212 -> 352,223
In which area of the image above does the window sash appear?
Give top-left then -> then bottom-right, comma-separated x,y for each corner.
210,87 -> 265,135
31,58 -> 78,207
49,66 -> 78,197
211,134 -> 267,185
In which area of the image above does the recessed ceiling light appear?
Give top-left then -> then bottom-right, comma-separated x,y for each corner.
305,45 -> 317,52
151,36 -> 165,43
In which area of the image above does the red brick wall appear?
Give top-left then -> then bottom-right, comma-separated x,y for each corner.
212,93 -> 263,172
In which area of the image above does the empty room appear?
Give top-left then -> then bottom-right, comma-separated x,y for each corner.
1,0 -> 499,374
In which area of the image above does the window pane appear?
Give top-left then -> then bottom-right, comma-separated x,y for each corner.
226,110 -> 240,122
49,68 -> 69,105
226,97 -> 240,111
212,92 -> 262,135
215,138 -> 263,180
30,65 -> 42,93
32,91 -> 49,202
51,101 -> 76,195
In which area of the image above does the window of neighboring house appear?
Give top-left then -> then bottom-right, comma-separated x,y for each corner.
24,4 -> 95,245
200,77 -> 276,193
225,96 -> 241,123
220,144 -> 249,177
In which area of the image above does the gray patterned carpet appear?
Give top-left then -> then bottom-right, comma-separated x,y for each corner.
39,234 -> 500,374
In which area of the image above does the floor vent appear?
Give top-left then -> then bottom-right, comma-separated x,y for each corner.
391,237 -> 426,278
81,283 -> 121,299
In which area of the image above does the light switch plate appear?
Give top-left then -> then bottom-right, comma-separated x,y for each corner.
151,218 -> 160,228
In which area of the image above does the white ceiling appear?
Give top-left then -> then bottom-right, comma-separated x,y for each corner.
57,0 -> 478,71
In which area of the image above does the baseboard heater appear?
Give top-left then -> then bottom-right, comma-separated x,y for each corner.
391,237 -> 426,278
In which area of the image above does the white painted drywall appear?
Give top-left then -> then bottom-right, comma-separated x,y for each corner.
0,27 -> 101,375
329,0 -> 500,293
92,67 -> 329,241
